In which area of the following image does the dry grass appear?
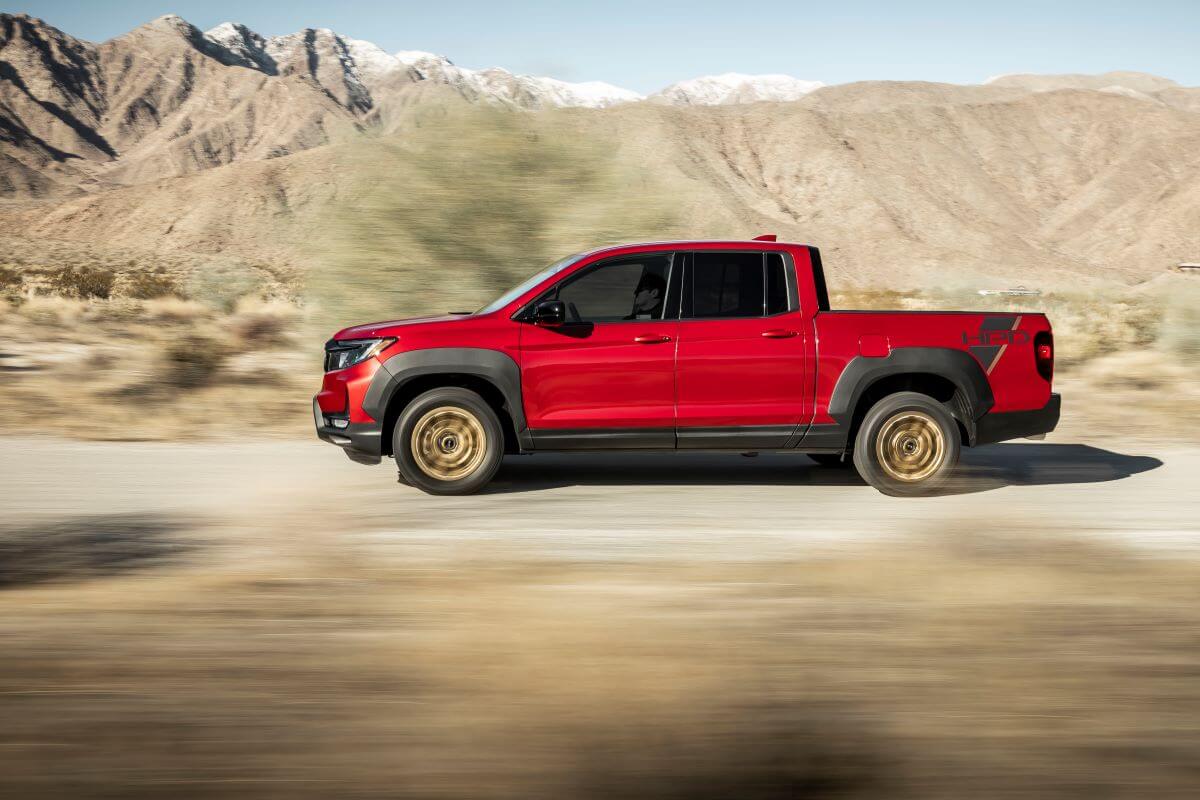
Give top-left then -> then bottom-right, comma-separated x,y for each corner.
1,518 -> 1199,798
48,264 -> 115,299
0,287 -> 312,439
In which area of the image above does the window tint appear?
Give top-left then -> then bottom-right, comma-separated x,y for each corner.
555,255 -> 672,322
766,253 -> 789,314
690,252 -> 765,318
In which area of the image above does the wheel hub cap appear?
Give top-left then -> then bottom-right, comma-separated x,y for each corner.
411,406 -> 487,481
876,411 -> 946,482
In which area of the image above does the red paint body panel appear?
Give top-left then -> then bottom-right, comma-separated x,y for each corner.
316,358 -> 378,421
675,314 -> 810,427
812,311 -> 1051,423
319,239 -> 1054,439
520,320 -> 678,428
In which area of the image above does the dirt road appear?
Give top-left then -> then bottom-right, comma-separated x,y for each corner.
1,436 -> 1192,556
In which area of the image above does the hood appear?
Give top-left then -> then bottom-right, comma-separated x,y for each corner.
333,313 -> 470,340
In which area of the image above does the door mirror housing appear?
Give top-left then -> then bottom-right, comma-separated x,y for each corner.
532,300 -> 566,327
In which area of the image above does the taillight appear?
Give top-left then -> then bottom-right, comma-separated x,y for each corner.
1034,331 -> 1053,381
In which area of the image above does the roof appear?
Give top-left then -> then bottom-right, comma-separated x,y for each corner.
584,238 -> 813,257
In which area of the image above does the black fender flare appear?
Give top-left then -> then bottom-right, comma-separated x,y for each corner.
363,347 -> 530,449
827,348 -> 993,444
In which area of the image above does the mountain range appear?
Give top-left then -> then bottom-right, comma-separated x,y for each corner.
2,11 -> 1198,291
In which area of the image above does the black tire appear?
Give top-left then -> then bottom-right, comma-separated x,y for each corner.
393,387 -> 504,495
807,453 -> 850,468
852,391 -> 961,497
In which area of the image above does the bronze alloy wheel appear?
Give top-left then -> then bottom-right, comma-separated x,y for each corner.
410,405 -> 488,481
874,410 -> 947,483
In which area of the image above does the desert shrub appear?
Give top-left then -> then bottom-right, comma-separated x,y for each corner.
183,260 -> 268,313
160,333 -> 227,390
50,265 -> 115,299
0,265 -> 20,291
123,268 -> 179,300
229,298 -> 298,346
1157,283 -> 1200,360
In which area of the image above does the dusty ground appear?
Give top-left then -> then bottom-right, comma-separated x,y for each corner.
2,434 -> 1198,798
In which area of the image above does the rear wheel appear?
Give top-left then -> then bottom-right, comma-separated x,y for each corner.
394,388 -> 504,495
852,392 -> 960,496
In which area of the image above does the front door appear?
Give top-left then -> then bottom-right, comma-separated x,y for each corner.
519,252 -> 679,448
674,250 -> 810,448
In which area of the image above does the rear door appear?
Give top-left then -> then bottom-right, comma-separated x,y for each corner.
674,250 -> 810,448
519,252 -> 680,447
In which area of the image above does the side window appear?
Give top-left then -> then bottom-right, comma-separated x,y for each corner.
766,253 -> 789,315
554,254 -> 672,322
689,252 -> 765,318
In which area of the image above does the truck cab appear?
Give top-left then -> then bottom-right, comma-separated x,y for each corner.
315,239 -> 1059,495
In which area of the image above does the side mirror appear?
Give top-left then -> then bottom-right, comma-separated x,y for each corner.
532,300 -> 566,327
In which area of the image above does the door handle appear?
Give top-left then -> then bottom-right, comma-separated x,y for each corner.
634,334 -> 672,344
761,329 -> 798,338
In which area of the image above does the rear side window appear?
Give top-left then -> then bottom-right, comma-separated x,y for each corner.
766,253 -> 788,315
686,252 -> 791,318
689,252 -> 764,318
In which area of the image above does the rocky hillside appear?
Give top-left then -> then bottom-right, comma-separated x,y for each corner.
2,12 -> 1198,291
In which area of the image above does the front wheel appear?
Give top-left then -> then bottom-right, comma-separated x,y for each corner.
852,392 -> 960,497
394,388 -> 504,495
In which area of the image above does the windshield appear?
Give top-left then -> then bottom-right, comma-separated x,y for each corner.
475,252 -> 587,315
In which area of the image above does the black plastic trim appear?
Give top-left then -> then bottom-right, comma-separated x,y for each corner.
530,427 -> 675,450
528,424 -> 802,451
807,246 -> 830,312
824,347 -> 994,444
676,425 -> 795,449
364,348 -> 532,451
795,423 -> 848,452
313,397 -> 383,464
975,393 -> 1061,446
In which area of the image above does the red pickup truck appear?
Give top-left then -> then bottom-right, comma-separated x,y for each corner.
315,238 -> 1059,496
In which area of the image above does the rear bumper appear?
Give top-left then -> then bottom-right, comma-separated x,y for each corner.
974,393 -> 1060,446
313,397 -> 384,465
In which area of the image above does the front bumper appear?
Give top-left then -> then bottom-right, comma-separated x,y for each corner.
313,397 -> 384,465
974,393 -> 1061,446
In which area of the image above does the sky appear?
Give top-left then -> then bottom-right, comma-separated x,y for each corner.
14,0 -> 1200,93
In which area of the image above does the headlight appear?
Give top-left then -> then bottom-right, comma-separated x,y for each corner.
323,337 -> 395,371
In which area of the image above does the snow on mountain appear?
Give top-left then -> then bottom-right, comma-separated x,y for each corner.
651,73 -> 825,105
395,50 -> 447,66
199,23 -> 830,110
201,22 -> 639,109
259,27 -> 373,112
339,37 -> 395,81
520,76 -> 643,108
203,21 -> 276,72
448,68 -> 643,109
